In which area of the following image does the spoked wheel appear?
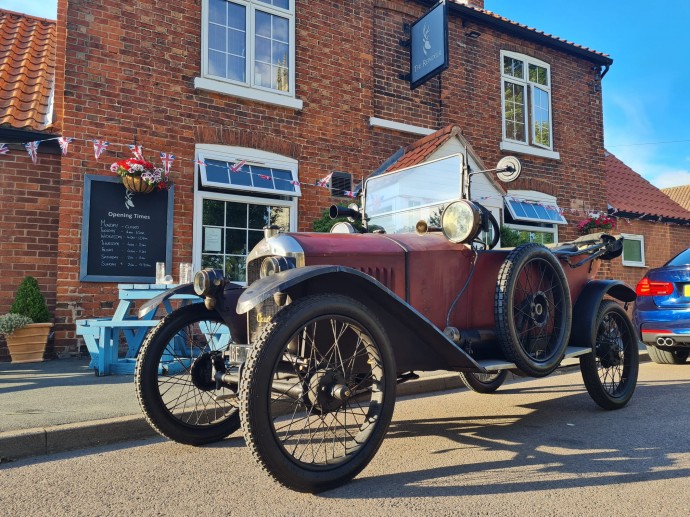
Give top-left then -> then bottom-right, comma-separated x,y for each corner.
495,244 -> 572,377
580,300 -> 639,410
135,303 -> 240,445
458,370 -> 508,393
240,294 -> 396,493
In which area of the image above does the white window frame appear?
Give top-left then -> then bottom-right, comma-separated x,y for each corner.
621,233 -> 646,267
197,0 -> 303,110
502,190 -> 560,245
500,51 -> 558,160
193,144 -> 299,277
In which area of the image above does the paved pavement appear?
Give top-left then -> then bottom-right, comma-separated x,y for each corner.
0,347 -> 650,463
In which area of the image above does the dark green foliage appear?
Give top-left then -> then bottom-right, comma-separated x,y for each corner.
499,226 -> 523,248
9,277 -> 50,323
312,206 -> 364,233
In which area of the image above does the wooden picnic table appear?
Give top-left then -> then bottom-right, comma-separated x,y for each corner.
76,284 -> 201,376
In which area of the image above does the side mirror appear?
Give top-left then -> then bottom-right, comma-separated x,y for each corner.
496,156 -> 521,183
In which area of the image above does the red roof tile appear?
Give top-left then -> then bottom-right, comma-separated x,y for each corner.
387,125 -> 457,172
0,9 -> 56,131
605,152 -> 690,222
662,185 -> 690,212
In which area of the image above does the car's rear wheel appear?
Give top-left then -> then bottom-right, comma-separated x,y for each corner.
495,244 -> 572,377
458,370 -> 507,393
646,345 -> 689,364
580,301 -> 638,410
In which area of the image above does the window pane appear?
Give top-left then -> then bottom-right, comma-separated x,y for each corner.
209,24 -> 227,51
254,61 -> 272,88
252,166 -> 274,189
528,64 -> 549,86
623,240 -> 642,263
209,0 -> 226,24
229,28 -> 245,56
272,41 -> 288,66
504,81 -> 525,142
272,169 -> 296,192
270,206 -> 290,229
205,160 -> 229,182
208,50 -> 226,77
202,199 -> 224,226
255,11 -> 271,37
228,2 -> 246,30
255,36 -> 271,64
249,204 -> 271,229
202,254 -> 224,271
248,229 -> 264,251
225,228 -> 247,254
273,16 -> 289,43
226,202 -> 247,228
532,87 -> 551,147
503,56 -> 523,78
225,256 -> 246,283
225,55 -> 244,82
273,66 -> 289,91
257,0 -> 290,8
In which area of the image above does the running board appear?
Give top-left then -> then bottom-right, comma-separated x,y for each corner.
476,346 -> 591,372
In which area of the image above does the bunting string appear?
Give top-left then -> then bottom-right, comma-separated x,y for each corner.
3,134 -> 689,226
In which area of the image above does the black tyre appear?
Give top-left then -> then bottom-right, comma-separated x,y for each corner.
580,300 -> 639,410
646,345 -> 689,364
240,294 -> 396,493
458,370 -> 508,393
495,244 -> 572,377
135,303 -> 240,445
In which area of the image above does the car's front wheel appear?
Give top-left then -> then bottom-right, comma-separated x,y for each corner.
240,294 -> 397,493
646,345 -> 689,364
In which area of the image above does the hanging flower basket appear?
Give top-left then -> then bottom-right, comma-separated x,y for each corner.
577,214 -> 616,235
111,158 -> 171,194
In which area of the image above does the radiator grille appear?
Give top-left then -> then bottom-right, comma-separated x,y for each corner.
247,257 -> 280,344
359,267 -> 394,290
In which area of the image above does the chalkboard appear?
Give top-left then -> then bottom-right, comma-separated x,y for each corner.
80,175 -> 174,282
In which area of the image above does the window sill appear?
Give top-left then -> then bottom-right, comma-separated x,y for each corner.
194,77 -> 304,110
500,141 -> 560,160
621,262 -> 647,268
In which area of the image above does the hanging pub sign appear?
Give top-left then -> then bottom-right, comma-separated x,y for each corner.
79,175 -> 174,282
409,0 -> 449,90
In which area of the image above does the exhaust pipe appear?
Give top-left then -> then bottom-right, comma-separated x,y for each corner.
656,337 -> 675,347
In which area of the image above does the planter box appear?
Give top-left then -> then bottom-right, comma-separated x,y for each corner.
5,323 -> 52,363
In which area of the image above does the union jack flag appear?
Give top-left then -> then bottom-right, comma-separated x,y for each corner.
25,141 -> 40,164
343,191 -> 356,198
0,144 -> 8,155
93,139 -> 109,160
289,180 -> 300,186
229,160 -> 247,173
57,137 -> 73,156
258,174 -> 271,180
128,144 -> 144,160
194,158 -> 206,167
315,173 -> 332,188
160,152 -> 175,174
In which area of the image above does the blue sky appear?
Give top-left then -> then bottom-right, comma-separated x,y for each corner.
5,0 -> 690,188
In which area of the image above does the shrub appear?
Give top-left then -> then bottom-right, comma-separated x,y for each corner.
0,313 -> 33,336
9,277 -> 50,324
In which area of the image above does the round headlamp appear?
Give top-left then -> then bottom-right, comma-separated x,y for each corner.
193,268 -> 226,297
259,256 -> 294,279
441,200 -> 482,244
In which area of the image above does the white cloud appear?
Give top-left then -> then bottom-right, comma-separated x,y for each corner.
645,169 -> 690,189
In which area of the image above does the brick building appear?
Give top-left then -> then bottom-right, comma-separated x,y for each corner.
1,0 -> 626,357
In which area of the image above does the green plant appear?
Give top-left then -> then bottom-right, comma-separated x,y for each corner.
499,226 -> 523,247
0,313 -> 33,336
312,206 -> 364,233
9,276 -> 50,323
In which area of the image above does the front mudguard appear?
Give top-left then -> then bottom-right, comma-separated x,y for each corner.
138,281 -> 247,343
568,280 -> 636,349
237,265 -> 483,373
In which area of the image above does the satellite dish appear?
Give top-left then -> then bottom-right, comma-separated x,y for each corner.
496,156 -> 521,183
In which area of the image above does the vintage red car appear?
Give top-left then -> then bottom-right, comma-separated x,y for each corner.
134,154 -> 638,493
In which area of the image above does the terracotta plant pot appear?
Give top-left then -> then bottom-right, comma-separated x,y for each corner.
122,175 -> 155,194
5,323 -> 52,363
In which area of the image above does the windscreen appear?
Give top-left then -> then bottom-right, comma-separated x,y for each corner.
364,154 -> 463,233
666,248 -> 690,266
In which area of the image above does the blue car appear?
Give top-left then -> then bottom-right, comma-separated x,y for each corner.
633,247 -> 690,364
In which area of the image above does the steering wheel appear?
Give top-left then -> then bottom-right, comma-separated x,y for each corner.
474,202 -> 500,250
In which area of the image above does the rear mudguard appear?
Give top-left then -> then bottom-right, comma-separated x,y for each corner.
568,280 -> 636,350
237,265 -> 483,373
138,281 -> 247,343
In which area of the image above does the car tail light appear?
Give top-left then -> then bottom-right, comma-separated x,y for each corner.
635,277 -> 674,296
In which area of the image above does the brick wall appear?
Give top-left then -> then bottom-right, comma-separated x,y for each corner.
0,148 -> 61,361
53,0 -> 608,353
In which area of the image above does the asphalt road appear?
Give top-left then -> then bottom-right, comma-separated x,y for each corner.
2,362 -> 690,516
